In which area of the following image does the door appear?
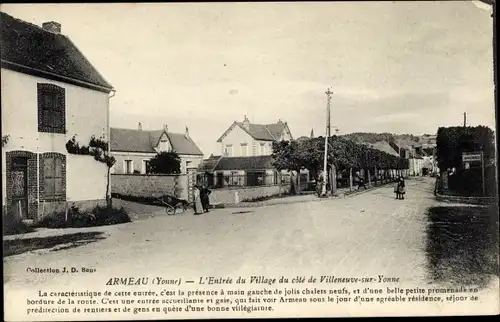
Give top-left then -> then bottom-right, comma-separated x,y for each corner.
11,157 -> 29,220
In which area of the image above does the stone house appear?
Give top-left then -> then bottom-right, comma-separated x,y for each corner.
1,12 -> 115,220
110,124 -> 203,175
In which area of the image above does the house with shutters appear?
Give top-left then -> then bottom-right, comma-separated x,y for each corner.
197,116 -> 299,189
110,124 -> 204,175
1,12 -> 115,221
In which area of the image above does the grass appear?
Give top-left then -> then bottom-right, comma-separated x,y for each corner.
35,205 -> 131,229
425,204 -> 499,288
3,214 -> 35,236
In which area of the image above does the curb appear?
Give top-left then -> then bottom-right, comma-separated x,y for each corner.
434,193 -> 497,206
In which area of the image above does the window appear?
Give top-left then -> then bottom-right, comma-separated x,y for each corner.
124,160 -> 133,174
142,160 -> 150,174
241,143 -> 248,157
268,143 -> 273,154
225,145 -> 233,157
38,83 -> 65,133
247,171 -> 266,186
159,139 -> 169,152
228,171 -> 241,186
260,143 -> 266,155
43,156 -> 64,199
273,171 -> 279,185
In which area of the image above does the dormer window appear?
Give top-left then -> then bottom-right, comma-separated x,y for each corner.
37,83 -> 66,134
159,139 -> 170,152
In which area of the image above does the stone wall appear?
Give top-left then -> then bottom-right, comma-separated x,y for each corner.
111,174 -> 185,199
210,184 -> 291,205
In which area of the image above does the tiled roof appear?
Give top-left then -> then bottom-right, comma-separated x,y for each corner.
213,155 -> 274,171
217,120 -> 289,142
370,141 -> 400,157
198,155 -> 222,172
0,12 -> 113,92
110,128 -> 203,155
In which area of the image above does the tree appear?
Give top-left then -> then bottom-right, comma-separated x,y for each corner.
149,151 -> 181,174
2,135 -> 9,147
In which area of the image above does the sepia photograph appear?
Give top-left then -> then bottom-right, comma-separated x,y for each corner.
1,1 -> 498,320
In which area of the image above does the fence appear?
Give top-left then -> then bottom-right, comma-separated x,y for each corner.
198,173 -> 291,189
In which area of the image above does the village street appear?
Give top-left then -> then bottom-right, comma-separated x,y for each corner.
4,177 -> 499,300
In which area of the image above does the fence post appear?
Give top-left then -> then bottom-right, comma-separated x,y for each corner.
368,169 -> 371,186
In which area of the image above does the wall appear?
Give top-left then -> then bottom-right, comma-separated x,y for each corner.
1,68 -> 109,208
67,155 -> 108,201
220,125 -> 255,157
111,174 -> 186,199
180,154 -> 204,174
210,184 -> 291,204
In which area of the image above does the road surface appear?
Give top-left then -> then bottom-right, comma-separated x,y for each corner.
4,177 -> 499,318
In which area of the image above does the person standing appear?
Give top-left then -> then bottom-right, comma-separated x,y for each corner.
397,177 -> 406,200
201,186 -> 211,212
193,185 -> 204,215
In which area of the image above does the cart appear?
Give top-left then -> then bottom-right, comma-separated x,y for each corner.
155,195 -> 189,215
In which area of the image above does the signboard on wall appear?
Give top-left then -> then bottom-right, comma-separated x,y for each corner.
462,152 -> 482,163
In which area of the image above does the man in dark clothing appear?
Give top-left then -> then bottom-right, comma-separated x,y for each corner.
356,172 -> 367,190
200,186 -> 211,212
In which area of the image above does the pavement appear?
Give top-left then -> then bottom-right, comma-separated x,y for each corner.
4,176 -> 499,319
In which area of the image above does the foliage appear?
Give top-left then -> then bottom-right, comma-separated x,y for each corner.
436,126 -> 495,170
66,135 -> 116,168
149,151 -> 181,174
2,135 -> 10,147
272,136 -> 408,175
3,212 -> 35,236
36,205 -> 131,229
342,132 -> 420,144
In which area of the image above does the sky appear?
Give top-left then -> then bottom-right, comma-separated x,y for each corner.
1,2 -> 495,157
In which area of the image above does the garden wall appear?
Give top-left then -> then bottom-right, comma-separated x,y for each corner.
210,184 -> 291,205
111,174 -> 187,200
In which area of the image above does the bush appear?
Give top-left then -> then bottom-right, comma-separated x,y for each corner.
3,213 -> 35,236
36,205 -> 131,229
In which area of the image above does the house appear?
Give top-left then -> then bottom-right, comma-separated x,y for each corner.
197,155 -> 288,189
216,115 -> 293,157
110,124 -> 203,174
1,12 -> 114,220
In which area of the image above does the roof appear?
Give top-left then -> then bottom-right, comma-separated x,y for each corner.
198,155 -> 222,172
370,141 -> 400,157
0,12 -> 113,92
110,128 -> 203,155
217,120 -> 290,142
212,155 -> 274,171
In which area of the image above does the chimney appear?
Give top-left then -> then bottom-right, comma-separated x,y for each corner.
185,126 -> 190,139
243,115 -> 250,130
163,124 -> 168,133
42,21 -> 61,34
138,122 -> 142,131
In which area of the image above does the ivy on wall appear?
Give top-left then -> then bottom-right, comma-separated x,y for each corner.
2,135 -> 10,147
66,135 -> 116,167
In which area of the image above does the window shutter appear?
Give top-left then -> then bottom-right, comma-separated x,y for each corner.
44,157 -> 55,177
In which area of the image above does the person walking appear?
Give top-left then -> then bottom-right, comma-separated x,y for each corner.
201,185 -> 211,212
395,176 -> 406,200
193,185 -> 204,215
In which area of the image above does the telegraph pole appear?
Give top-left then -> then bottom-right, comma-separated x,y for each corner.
463,112 -> 467,127
322,88 -> 333,196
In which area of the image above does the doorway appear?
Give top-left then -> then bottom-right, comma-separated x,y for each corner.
11,157 -> 29,220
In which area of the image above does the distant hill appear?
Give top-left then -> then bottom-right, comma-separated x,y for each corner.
341,132 -> 421,144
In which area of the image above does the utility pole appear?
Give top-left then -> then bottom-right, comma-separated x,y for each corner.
463,112 -> 467,127
322,88 -> 333,196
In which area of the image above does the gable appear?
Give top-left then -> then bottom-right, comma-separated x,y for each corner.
218,123 -> 255,143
